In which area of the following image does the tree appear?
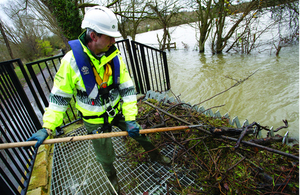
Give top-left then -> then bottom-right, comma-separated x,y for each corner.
114,0 -> 149,41
222,0 -> 298,55
0,0 -> 122,60
39,0 -> 82,51
147,0 -> 182,50
268,0 -> 299,56
26,0 -> 66,50
0,0 -> 58,61
192,0 -> 214,53
10,11 -> 40,61
36,39 -> 53,56
211,0 -> 260,54
31,0 -> 120,50
0,20 -> 14,59
1,0 -> 73,53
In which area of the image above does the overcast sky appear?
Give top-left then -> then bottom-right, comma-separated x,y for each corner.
0,0 -> 12,24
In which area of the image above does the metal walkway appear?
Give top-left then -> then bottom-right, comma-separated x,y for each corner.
51,126 -> 199,195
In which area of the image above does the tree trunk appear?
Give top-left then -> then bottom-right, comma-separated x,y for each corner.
61,33 -> 70,51
161,26 -> 168,50
216,35 -> 224,54
0,20 -> 14,59
199,29 -> 206,53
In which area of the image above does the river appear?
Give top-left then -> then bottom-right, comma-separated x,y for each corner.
135,23 -> 299,140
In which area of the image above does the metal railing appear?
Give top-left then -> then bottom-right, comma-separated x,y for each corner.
116,40 -> 171,94
25,54 -> 81,131
0,55 -> 78,195
0,59 -> 42,195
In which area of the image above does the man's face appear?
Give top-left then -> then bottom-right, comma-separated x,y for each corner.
94,34 -> 115,55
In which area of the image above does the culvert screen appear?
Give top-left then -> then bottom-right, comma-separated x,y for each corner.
50,126 -> 200,194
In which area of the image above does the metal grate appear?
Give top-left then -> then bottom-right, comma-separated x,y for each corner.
51,126 -> 199,194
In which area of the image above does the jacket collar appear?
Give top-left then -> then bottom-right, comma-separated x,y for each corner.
78,30 -> 117,61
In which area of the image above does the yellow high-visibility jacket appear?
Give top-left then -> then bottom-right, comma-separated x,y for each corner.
43,32 -> 137,130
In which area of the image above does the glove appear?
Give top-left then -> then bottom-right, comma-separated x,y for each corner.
125,121 -> 140,138
26,128 -> 49,148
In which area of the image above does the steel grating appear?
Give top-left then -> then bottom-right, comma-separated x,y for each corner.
51,126 -> 200,195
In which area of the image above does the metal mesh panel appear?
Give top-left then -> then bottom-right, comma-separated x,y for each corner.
51,126 -> 199,194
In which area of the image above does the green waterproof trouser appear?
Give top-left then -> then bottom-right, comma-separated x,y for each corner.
83,114 -> 159,173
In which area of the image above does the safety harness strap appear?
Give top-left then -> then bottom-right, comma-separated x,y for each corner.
69,39 -> 99,99
68,39 -> 120,99
92,63 -> 112,88
79,101 -> 120,120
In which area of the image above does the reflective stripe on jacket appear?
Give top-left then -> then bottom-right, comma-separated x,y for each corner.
43,33 -> 137,130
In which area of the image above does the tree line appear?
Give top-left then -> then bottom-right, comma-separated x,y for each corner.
0,0 -> 298,63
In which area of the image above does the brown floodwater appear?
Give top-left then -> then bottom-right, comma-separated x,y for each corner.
166,45 -> 299,140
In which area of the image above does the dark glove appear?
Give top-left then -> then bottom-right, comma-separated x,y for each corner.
26,128 -> 49,148
125,121 -> 140,138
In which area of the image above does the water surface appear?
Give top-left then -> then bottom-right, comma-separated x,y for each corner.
136,24 -> 299,140
166,46 -> 299,139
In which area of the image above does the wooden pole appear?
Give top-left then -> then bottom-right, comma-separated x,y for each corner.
0,125 -> 198,150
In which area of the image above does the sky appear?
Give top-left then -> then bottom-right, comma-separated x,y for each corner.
0,0 -> 12,24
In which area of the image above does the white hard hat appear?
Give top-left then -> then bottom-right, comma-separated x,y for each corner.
81,6 -> 121,38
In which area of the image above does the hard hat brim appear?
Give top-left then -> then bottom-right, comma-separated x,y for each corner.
82,21 -> 122,38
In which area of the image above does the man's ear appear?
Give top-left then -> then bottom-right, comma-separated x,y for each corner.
90,31 -> 98,42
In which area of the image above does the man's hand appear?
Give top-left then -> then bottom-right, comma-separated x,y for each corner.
26,128 -> 50,148
125,121 -> 140,138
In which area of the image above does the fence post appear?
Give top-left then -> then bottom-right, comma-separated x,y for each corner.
123,39 -> 140,94
139,44 -> 151,92
26,63 -> 49,108
162,52 -> 171,90
131,41 -> 145,94
6,60 -> 42,130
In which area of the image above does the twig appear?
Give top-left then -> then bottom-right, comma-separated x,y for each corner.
217,156 -> 246,185
172,168 -> 182,189
234,122 -> 256,149
273,172 -> 284,192
190,69 -> 259,110
166,102 -> 192,112
172,144 -> 177,164
190,149 -> 211,175
144,101 -> 210,134
235,152 -> 263,171
228,157 -> 246,172
274,120 -> 288,132
279,162 -> 298,192
221,135 -> 299,160
169,89 -> 181,103
202,140 -> 220,173
224,75 -> 239,82
164,132 -> 209,172
214,149 -> 223,170
181,135 -> 209,143
236,120 -> 290,148
262,192 -> 290,195
176,140 -> 202,160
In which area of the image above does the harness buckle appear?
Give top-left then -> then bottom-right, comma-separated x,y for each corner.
99,82 -> 108,89
103,97 -> 116,118
91,127 -> 103,134
106,106 -> 116,118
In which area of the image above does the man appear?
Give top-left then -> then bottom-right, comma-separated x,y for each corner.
26,6 -> 170,194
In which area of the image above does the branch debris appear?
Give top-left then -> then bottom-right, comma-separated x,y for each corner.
121,98 -> 299,194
